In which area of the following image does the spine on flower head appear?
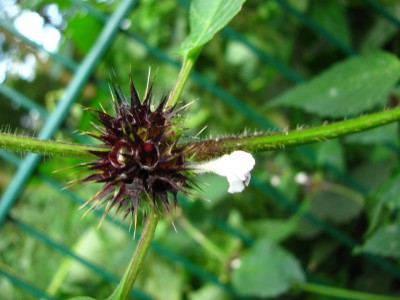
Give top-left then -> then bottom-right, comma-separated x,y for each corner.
79,73 -> 192,227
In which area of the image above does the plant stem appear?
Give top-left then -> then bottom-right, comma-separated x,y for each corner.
166,47 -> 202,108
300,282 -> 398,300
187,106 -> 400,160
179,216 -> 225,262
2,107 -> 400,160
107,210 -> 159,300
0,133 -> 108,158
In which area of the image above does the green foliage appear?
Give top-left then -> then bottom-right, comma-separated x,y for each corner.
309,0 -> 351,47
245,217 -> 298,243
311,189 -> 364,224
360,218 -> 400,258
365,172 -> 400,233
345,123 -> 399,145
349,163 -> 400,268
270,52 -> 400,117
177,0 -> 246,56
231,239 -> 305,297
187,283 -> 229,300
137,254 -> 185,300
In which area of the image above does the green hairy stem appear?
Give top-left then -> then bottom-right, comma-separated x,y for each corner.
106,211 -> 159,300
188,106 -> 400,160
1,106 -> 400,161
0,133 -> 107,158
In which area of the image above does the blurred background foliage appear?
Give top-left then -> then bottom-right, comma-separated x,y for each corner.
0,0 -> 400,299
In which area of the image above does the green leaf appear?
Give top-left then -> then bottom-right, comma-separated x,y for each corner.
246,218 -> 298,243
352,159 -> 395,191
372,174 -> 400,211
309,0 -> 351,47
308,239 -> 341,270
360,218 -> 400,258
311,190 -> 364,224
143,258 -> 184,300
231,239 -> 305,298
366,172 -> 400,233
345,123 -> 399,146
177,0 -> 246,56
188,284 -> 230,300
269,52 -> 400,117
361,6 -> 400,52
315,140 -> 345,171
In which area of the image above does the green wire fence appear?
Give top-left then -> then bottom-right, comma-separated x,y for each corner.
0,0 -> 399,299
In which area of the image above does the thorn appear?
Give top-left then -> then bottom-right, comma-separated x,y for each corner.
62,179 -> 81,190
98,202 -> 112,229
81,200 -> 99,219
99,103 -> 107,114
52,164 -> 80,174
170,217 -> 177,233
133,210 -> 138,238
144,66 -> 152,100
79,188 -> 104,210
194,125 -> 208,138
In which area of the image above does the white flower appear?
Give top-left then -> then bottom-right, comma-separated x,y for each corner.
194,151 -> 256,193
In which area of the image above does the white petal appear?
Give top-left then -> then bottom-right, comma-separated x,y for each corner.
214,151 -> 255,177
244,172 -> 251,187
227,175 -> 246,193
193,151 -> 255,194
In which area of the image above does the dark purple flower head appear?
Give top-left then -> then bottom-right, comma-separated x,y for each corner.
80,74 -> 193,224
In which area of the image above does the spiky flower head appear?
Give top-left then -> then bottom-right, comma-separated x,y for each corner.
80,74 -> 192,224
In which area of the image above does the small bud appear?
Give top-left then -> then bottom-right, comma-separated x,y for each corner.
295,172 -> 309,185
